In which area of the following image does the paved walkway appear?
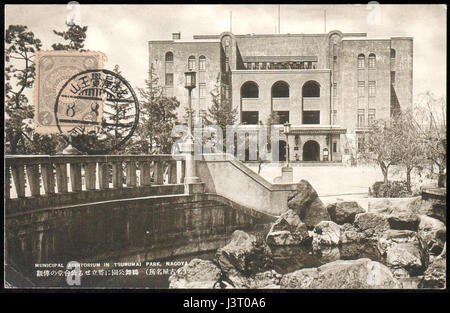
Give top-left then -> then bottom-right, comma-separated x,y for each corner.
247,163 -> 385,210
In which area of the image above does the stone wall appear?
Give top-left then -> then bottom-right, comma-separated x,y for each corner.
5,193 -> 275,283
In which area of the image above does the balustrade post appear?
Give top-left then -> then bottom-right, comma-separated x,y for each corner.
70,163 -> 82,192
26,164 -> 41,197
55,164 -> 68,193
41,163 -> 55,195
84,163 -> 97,190
167,161 -> 177,184
112,162 -> 123,188
11,164 -> 26,198
176,160 -> 185,184
98,163 -> 109,190
180,139 -> 204,194
139,161 -> 152,186
126,161 -> 137,187
154,161 -> 164,185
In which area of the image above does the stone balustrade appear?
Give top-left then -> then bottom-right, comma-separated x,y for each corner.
5,155 -> 186,213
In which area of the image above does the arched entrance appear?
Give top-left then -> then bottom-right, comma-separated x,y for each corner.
279,140 -> 287,162
303,140 -> 320,161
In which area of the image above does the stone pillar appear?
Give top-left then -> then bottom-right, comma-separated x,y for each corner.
180,138 -> 204,194
281,166 -> 293,184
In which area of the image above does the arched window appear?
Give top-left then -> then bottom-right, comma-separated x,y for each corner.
368,53 -> 376,69
199,55 -> 206,71
271,81 -> 289,98
241,81 -> 259,98
188,56 -> 196,70
302,81 -> 320,98
390,49 -> 396,59
358,54 -> 365,69
165,51 -> 173,62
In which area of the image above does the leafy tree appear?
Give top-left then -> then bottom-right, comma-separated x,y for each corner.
392,110 -> 427,191
206,73 -> 238,150
412,92 -> 447,181
359,118 -> 403,184
135,64 -> 180,154
52,24 -> 88,51
4,25 -> 42,154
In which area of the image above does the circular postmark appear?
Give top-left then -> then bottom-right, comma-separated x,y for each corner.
54,69 -> 139,154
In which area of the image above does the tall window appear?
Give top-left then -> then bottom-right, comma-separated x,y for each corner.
358,54 -> 365,69
368,109 -> 376,125
199,83 -> 206,98
165,51 -> 173,62
391,49 -> 396,65
271,81 -> 289,98
358,81 -> 365,97
188,56 -> 196,70
199,55 -> 206,71
357,109 -> 365,127
369,81 -> 376,97
165,73 -> 173,86
368,54 -> 376,69
391,71 -> 396,85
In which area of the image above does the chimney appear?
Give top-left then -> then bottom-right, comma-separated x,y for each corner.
172,32 -> 181,40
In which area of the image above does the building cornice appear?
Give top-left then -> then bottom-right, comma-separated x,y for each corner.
232,69 -> 331,74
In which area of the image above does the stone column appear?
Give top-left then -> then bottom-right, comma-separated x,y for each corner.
281,165 -> 293,183
180,138 -> 204,194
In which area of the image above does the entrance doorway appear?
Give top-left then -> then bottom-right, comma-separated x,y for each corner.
303,140 -> 320,161
279,140 -> 287,162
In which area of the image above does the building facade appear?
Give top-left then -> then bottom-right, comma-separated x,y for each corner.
148,30 -> 413,162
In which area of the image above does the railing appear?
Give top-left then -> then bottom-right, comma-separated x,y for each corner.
5,155 -> 186,213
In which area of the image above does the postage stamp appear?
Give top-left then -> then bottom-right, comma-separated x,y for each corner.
34,50 -> 107,134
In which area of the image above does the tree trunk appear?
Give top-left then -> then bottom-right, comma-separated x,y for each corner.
380,163 -> 389,184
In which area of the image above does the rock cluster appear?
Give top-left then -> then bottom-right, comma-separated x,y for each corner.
169,179 -> 446,289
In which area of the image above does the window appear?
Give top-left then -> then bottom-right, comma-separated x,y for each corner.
302,81 -> 320,98
303,111 -> 320,124
199,56 -> 206,71
368,54 -> 376,69
199,83 -> 206,98
241,81 -> 259,98
165,73 -> 173,86
391,71 -> 396,85
241,111 -> 259,124
333,83 -> 337,97
333,141 -> 338,153
333,55 -> 338,69
165,51 -> 173,62
369,81 -> 376,97
358,54 -> 365,69
368,109 -> 376,125
358,81 -> 365,97
275,111 -> 290,124
332,110 -> 337,124
272,81 -> 289,98
357,109 -> 365,127
188,56 -> 196,70
391,49 -> 396,59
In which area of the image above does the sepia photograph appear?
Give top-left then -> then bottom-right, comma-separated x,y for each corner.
3,3 -> 447,293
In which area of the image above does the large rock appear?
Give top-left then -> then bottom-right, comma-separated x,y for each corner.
354,212 -> 390,238
368,200 -> 420,231
385,242 -> 425,278
326,201 -> 365,224
265,210 -> 309,246
419,255 -> 446,289
168,258 -> 222,289
340,223 -> 367,243
280,258 -> 400,289
417,215 -> 446,256
377,230 -> 420,256
407,197 -> 446,224
288,180 -> 330,228
312,221 -> 341,248
223,270 -> 282,289
216,230 -> 273,276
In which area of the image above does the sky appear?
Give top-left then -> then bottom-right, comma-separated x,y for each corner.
5,4 -> 447,102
